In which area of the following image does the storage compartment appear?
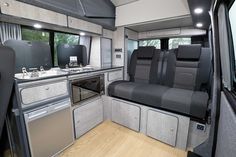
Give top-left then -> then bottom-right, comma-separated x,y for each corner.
68,16 -> 102,35
20,80 -> 68,106
74,98 -> 103,138
108,70 -> 123,82
24,99 -> 74,157
0,0 -> 67,26
111,99 -> 140,131
146,110 -> 178,146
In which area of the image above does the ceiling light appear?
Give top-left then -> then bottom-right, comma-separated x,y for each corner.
33,24 -> 42,29
80,32 -> 85,36
196,23 -> 203,28
194,8 -> 203,14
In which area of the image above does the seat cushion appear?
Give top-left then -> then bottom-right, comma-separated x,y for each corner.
108,81 -> 209,119
161,88 -> 209,119
108,80 -> 143,100
132,84 -> 169,107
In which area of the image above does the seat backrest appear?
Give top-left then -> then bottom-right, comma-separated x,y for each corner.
172,44 -> 211,90
128,46 -> 156,83
160,50 -> 176,87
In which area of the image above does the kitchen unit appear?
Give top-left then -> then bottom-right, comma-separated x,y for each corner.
8,66 -> 123,157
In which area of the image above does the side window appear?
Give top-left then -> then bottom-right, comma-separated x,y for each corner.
22,28 -> 49,43
139,39 -> 161,49
168,37 -> 191,49
229,1 -> 236,66
54,32 -> 80,66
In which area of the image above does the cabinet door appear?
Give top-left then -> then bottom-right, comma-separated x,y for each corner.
0,0 -> 67,26
111,100 -> 140,132
74,99 -> 103,138
20,80 -> 68,106
147,110 -> 178,146
68,16 -> 102,35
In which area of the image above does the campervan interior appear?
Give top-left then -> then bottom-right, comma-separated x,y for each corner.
0,0 -> 236,157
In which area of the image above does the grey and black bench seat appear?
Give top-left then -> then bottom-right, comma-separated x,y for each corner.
108,45 -> 211,120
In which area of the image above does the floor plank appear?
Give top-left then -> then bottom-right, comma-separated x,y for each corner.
59,121 -> 187,157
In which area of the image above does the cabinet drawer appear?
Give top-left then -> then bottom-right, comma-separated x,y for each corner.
20,81 -> 68,105
74,99 -> 103,138
147,110 -> 178,146
108,70 -> 123,82
111,99 -> 140,131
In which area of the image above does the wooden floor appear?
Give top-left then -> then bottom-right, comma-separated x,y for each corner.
59,121 -> 187,157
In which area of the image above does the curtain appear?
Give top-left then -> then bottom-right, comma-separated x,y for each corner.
0,22 -> 22,44
79,36 -> 91,63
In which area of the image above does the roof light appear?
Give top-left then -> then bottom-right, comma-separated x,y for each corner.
80,32 -> 85,36
196,23 -> 203,28
33,24 -> 42,29
194,8 -> 203,14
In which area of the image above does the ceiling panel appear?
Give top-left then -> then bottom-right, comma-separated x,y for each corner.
111,0 -> 139,6
127,16 -> 193,32
187,0 -> 212,29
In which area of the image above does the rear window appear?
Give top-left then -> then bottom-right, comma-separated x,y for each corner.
168,37 -> 191,49
139,39 -> 161,49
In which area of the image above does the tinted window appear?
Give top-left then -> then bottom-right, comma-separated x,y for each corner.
168,38 -> 191,49
22,28 -> 49,43
139,39 -> 161,49
54,32 -> 79,66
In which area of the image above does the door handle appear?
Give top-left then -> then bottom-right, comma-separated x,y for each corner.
28,111 -> 47,120
54,104 -> 69,110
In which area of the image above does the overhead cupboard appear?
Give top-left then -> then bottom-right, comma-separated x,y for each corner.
0,0 -> 67,27
0,0 -> 102,35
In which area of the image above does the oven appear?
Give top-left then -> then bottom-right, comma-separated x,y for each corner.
70,74 -> 104,106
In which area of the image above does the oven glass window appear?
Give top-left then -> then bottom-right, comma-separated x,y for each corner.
72,76 -> 102,104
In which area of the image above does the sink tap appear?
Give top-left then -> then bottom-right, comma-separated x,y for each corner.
29,68 -> 39,78
40,66 -> 45,74
22,67 -> 29,78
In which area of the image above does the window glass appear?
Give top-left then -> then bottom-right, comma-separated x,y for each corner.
139,39 -> 161,49
128,39 -> 138,66
22,28 -> 49,43
54,32 -> 79,66
168,38 -> 191,49
229,1 -> 236,63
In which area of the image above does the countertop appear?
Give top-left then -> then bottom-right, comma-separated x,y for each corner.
15,65 -> 123,83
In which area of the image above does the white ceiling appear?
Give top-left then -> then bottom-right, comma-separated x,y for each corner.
127,15 -> 193,32
110,0 -> 139,7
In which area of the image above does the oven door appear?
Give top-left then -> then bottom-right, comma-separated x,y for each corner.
71,76 -> 101,105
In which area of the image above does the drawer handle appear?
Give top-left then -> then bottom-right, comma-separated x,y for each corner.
45,87 -> 50,90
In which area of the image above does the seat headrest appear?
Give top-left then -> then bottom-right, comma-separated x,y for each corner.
137,46 -> 155,59
177,45 -> 202,61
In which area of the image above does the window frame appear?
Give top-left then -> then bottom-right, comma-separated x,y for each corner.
227,0 -> 236,89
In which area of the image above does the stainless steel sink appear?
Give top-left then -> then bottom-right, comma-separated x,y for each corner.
15,68 -> 68,80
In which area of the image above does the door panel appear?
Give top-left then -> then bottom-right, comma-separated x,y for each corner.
215,92 -> 236,157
